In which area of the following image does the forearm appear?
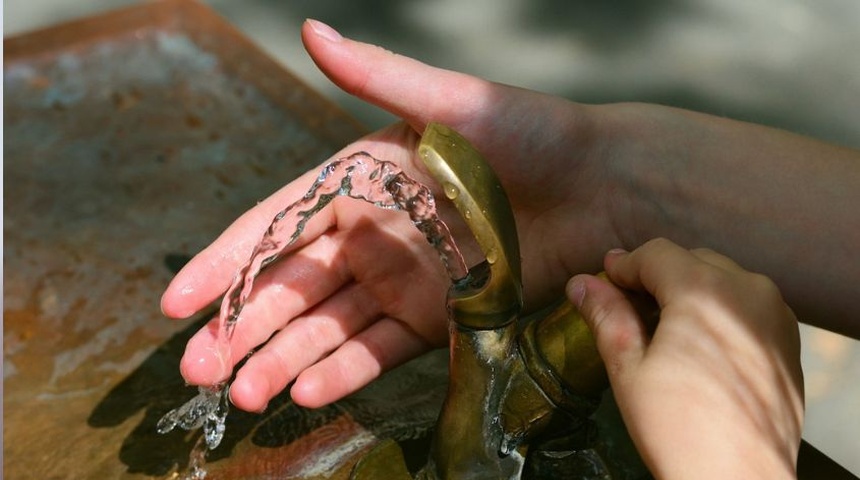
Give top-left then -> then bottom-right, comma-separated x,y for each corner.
640,433 -> 799,480
601,103 -> 860,338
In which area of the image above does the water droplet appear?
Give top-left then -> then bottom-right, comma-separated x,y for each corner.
464,209 -> 472,220
443,182 -> 459,200
499,425 -> 521,456
486,247 -> 498,265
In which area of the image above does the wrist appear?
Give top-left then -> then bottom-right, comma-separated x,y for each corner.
631,410 -> 800,480
588,102 -> 696,250
620,377 -> 802,480
589,101 -> 860,336
647,440 -> 799,480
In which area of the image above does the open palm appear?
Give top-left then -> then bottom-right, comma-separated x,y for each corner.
161,20 -> 626,411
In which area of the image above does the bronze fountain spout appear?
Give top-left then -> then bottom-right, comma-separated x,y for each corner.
351,123 -> 612,480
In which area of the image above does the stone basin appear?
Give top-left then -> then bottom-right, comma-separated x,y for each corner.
5,1 -> 856,479
3,1 -> 448,478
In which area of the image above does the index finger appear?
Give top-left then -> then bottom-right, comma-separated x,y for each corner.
160,125 -> 418,319
603,238 -> 710,307
160,166 -> 337,319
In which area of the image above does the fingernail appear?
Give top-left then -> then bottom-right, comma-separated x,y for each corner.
606,248 -> 628,257
567,277 -> 587,309
306,19 -> 342,42
227,386 -> 235,406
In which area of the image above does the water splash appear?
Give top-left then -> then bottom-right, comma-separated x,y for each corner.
157,385 -> 229,447
221,151 -> 467,342
158,151 -> 466,478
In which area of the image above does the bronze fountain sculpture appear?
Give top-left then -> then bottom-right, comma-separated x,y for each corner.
350,124 -> 643,479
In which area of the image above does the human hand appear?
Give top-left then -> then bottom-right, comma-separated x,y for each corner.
568,238 -> 804,479
160,21 -> 618,411
163,15 -> 849,415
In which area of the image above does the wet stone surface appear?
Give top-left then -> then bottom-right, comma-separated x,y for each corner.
3,6 -> 447,478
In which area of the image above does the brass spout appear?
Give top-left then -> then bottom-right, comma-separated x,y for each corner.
352,123 -> 615,480
418,123 -> 522,328
418,123 -> 612,479
419,123 -> 526,479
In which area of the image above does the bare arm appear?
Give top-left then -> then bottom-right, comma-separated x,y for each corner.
596,104 -> 860,337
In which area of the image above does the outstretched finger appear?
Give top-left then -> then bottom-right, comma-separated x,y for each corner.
160,124 -> 418,319
160,167 -> 333,319
301,19 -> 587,170
228,281 -> 383,412
178,230 -> 354,386
289,316 -> 433,408
302,19 -> 494,135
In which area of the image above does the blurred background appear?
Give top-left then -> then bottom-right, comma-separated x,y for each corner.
5,0 -> 859,475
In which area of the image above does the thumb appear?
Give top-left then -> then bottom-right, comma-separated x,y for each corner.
301,19 -> 498,134
566,274 -> 648,381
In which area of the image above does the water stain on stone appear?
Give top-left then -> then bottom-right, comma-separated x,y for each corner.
111,87 -> 142,111
185,113 -> 203,128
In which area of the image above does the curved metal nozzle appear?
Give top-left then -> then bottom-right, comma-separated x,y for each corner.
418,123 -> 523,328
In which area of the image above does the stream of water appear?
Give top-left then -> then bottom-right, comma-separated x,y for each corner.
157,151 -> 466,479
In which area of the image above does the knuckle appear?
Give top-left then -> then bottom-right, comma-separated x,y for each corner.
745,272 -> 789,312
584,302 -> 611,338
583,300 -> 635,354
303,315 -> 343,348
640,237 -> 673,254
745,272 -> 781,297
690,246 -> 719,257
685,261 -> 727,290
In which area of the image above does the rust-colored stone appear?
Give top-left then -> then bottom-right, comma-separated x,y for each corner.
3,2 -> 446,479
